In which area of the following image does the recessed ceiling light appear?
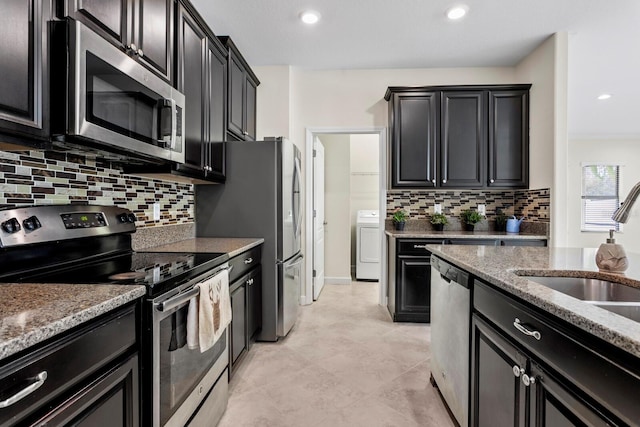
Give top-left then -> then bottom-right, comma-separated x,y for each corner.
300,10 -> 321,25
597,93 -> 612,100
446,5 -> 468,20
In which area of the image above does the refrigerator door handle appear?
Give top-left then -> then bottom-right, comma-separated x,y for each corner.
293,156 -> 302,238
287,254 -> 304,268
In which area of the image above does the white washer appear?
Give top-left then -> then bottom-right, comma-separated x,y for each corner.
356,210 -> 380,280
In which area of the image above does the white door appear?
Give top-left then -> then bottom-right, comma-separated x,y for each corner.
313,138 -> 326,300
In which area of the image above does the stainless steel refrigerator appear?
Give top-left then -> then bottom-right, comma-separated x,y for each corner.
195,137 -> 303,341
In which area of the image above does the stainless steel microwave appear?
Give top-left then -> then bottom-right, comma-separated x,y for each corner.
52,20 -> 185,164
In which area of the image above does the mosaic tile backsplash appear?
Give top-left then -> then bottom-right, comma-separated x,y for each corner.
0,150 -> 194,227
387,188 -> 550,223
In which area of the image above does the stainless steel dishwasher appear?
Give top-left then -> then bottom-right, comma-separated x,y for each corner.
430,255 -> 471,427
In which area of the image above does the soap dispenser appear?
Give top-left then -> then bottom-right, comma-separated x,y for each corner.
595,230 -> 628,273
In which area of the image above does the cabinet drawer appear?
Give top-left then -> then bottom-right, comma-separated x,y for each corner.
229,245 -> 262,283
474,280 -> 640,425
0,305 -> 137,426
397,239 -> 445,256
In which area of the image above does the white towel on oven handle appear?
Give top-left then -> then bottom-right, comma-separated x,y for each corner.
197,269 -> 231,352
186,296 -> 199,350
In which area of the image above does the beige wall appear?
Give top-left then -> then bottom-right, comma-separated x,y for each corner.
515,32 -> 569,246
318,134 -> 352,280
350,134 -> 380,269
568,139 -> 640,254
255,65 -> 292,140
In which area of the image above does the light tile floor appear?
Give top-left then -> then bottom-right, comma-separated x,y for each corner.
218,282 -> 455,427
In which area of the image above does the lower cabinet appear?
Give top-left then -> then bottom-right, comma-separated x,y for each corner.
0,303 -> 139,427
472,280 -> 640,427
228,245 -> 262,378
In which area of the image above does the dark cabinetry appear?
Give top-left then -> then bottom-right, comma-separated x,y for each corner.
64,0 -> 173,81
0,0 -> 50,145
385,85 -> 531,189
472,280 -> 639,426
219,37 -> 260,141
228,245 -> 262,377
0,304 -> 139,426
175,2 -> 226,182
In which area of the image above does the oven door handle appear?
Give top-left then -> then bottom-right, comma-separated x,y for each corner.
156,286 -> 200,312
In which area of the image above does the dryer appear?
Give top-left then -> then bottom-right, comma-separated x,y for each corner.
356,210 -> 380,280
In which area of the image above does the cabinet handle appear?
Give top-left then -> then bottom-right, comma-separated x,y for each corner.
513,318 -> 541,340
0,371 -> 47,408
126,43 -> 137,54
431,179 -> 436,184
243,131 -> 249,136
522,373 -> 536,387
490,179 -> 495,183
413,244 -> 428,249
512,365 -> 524,378
442,179 -> 447,184
137,48 -> 144,58
244,257 -> 253,264
247,278 -> 254,286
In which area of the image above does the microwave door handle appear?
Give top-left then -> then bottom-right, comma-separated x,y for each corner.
169,98 -> 177,150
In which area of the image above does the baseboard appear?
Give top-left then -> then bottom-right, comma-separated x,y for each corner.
325,276 -> 352,285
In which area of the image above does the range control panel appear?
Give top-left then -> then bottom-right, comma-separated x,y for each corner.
0,205 -> 137,248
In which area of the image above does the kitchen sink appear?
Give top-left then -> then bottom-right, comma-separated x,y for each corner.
587,302 -> 640,322
519,275 -> 640,302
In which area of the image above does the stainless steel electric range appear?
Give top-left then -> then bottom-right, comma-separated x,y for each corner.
0,205 -> 230,427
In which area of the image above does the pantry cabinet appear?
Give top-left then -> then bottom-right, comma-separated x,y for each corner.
385,85 -> 531,190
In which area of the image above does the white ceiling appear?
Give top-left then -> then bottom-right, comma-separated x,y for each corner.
192,0 -> 640,139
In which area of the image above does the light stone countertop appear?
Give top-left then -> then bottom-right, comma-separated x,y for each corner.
427,245 -> 640,358
0,284 -> 145,362
140,237 -> 264,258
386,230 -> 548,240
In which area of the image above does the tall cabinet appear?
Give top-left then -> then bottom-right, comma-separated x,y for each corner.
385,84 -> 531,190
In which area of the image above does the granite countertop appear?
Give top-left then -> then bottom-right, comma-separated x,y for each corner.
140,237 -> 264,258
386,230 -> 548,240
427,245 -> 640,358
0,284 -> 145,362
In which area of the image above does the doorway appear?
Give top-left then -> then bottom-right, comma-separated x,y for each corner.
304,127 -> 387,306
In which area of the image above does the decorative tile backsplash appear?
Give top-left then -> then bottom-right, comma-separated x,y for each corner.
0,150 -> 194,227
387,188 -> 550,223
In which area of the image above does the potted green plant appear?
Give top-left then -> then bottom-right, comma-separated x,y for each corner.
430,213 -> 448,231
494,208 -> 508,232
392,208 -> 408,231
460,209 -> 485,231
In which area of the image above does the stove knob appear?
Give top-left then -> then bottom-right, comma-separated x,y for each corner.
1,218 -> 21,234
127,213 -> 137,223
117,213 -> 129,223
23,216 -> 41,231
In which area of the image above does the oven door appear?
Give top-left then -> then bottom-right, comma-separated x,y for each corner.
151,271 -> 229,426
67,19 -> 185,164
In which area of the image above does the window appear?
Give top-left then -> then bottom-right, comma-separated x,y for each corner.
581,164 -> 621,232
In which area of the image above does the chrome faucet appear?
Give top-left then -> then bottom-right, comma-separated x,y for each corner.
612,181 -> 640,223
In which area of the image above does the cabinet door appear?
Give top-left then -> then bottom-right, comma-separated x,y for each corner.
501,239 -> 547,247
247,266 -> 262,341
32,354 -> 139,426
227,52 -> 245,140
0,0 -> 50,139
390,92 -> 438,188
245,77 -> 257,141
230,282 -> 247,366
488,90 -> 529,188
471,316 -> 527,427
396,256 -> 431,322
205,41 -> 227,180
441,91 -> 486,188
66,0 -> 128,45
528,364 -> 618,427
177,6 -> 206,172
136,0 -> 173,81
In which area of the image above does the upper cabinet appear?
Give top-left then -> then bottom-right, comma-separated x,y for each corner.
175,1 -> 226,182
0,0 -> 51,144
219,37 -> 260,141
63,0 -> 174,81
386,84 -> 531,190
